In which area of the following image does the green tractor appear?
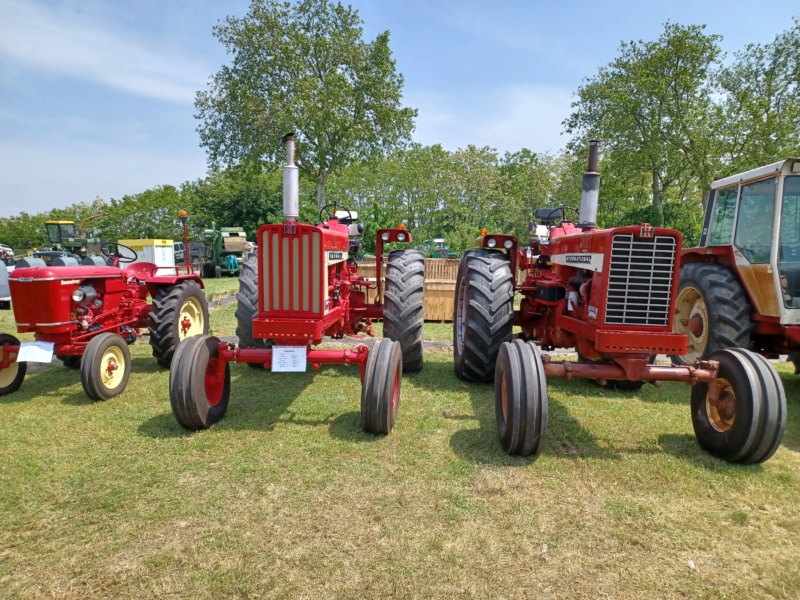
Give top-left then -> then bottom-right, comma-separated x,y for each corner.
197,224 -> 248,278
44,220 -> 104,258
416,238 -> 459,259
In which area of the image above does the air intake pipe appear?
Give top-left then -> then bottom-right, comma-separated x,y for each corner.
578,140 -> 600,230
282,133 -> 299,222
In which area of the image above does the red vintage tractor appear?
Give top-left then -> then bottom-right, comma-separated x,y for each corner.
453,141 -> 786,464
0,244 -> 208,400
169,134 -> 425,434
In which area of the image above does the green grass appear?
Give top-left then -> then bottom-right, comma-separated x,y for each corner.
2,304 -> 800,598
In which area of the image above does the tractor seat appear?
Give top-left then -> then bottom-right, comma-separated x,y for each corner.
123,262 -> 158,281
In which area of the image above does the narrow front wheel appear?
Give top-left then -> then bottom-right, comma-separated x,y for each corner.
81,333 -> 131,401
169,335 -> 231,430
361,338 -> 402,435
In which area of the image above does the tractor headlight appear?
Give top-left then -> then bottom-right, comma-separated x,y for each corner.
486,237 -> 497,248
381,232 -> 390,241
72,285 -> 98,305
503,239 -> 514,249
397,232 -> 407,242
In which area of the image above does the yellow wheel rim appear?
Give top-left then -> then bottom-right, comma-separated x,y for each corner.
100,346 -> 126,391
674,285 -> 708,362
707,377 -> 736,433
0,353 -> 19,388
179,297 -> 204,340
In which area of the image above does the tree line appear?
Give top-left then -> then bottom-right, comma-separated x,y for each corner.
1,1 -> 798,255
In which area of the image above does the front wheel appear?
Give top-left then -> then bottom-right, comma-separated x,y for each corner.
361,338 -> 402,435
0,333 -> 26,396
495,340 -> 548,456
170,335 -> 231,430
81,333 -> 131,401
691,348 -> 786,464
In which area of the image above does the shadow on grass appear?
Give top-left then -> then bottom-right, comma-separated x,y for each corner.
436,360 -> 620,466
136,363 -> 382,441
658,433 -> 769,472
0,361 -> 78,404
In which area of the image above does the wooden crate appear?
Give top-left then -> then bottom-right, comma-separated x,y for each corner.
358,258 -> 457,321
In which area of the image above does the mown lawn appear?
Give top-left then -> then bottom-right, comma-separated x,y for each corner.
1,300 -> 800,598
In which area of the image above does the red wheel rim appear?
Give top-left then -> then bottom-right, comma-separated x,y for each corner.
204,357 -> 224,407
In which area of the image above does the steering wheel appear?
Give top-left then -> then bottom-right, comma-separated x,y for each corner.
544,206 -> 580,230
100,242 -> 138,266
319,203 -> 354,224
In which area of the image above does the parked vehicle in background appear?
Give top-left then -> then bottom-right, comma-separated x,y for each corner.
416,238 -> 458,258
173,242 -> 186,264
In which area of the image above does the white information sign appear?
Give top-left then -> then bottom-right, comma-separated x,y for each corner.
17,341 -> 55,363
272,346 -> 307,372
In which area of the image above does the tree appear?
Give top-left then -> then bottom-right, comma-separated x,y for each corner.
715,16 -> 800,174
564,23 -> 722,226
195,0 -> 417,211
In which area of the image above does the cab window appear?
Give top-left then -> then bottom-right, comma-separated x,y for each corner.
708,186 -> 738,245
733,178 -> 776,264
778,176 -> 800,307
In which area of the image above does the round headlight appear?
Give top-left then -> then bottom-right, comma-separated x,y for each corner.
486,237 -> 497,248
503,239 -> 514,249
381,232 -> 390,241
397,232 -> 407,242
71,289 -> 85,302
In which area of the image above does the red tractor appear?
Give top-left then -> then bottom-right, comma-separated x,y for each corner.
453,141 -> 786,464
0,244 -> 208,400
169,134 -> 425,434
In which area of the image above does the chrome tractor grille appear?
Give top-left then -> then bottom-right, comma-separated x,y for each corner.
605,234 -> 677,327
260,226 -> 324,315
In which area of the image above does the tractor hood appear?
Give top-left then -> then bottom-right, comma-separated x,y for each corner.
9,265 -> 123,281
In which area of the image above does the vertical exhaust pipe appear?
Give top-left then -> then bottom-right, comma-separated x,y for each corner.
578,140 -> 600,230
282,133 -> 299,222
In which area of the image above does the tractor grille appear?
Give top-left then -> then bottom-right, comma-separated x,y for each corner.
605,234 -> 677,327
260,226 -> 324,315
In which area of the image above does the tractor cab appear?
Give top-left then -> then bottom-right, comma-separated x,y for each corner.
694,158 -> 800,325
45,221 -> 78,246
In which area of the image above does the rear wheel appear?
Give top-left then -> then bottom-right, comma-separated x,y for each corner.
672,262 -> 752,365
235,258 -> 271,368
149,280 -> 209,367
81,333 -> 131,401
361,338 -> 402,435
691,348 -> 786,464
0,333 -> 26,396
453,249 -> 515,382
383,249 -> 425,373
170,334 -> 231,430
495,340 -> 548,456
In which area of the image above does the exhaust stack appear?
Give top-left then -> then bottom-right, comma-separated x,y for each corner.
578,140 -> 600,230
282,133 -> 299,222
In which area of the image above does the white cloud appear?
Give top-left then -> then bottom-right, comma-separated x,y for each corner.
0,0 -> 207,104
410,84 -> 573,154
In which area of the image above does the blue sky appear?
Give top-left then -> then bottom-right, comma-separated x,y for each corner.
0,0 -> 797,217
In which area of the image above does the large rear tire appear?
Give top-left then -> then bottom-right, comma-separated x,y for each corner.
0,333 -> 26,396
383,249 -> 425,373
235,258 -> 271,368
453,249 -> 515,382
361,338 -> 402,435
672,262 -> 752,365
81,333 -> 131,401
495,340 -> 548,456
170,334 -> 231,430
149,280 -> 210,367
690,348 -> 785,464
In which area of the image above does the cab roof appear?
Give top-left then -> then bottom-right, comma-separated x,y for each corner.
711,159 -> 800,190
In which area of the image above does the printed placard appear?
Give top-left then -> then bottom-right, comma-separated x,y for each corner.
272,346 -> 307,372
17,341 -> 54,363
